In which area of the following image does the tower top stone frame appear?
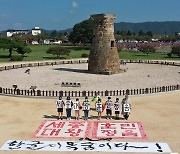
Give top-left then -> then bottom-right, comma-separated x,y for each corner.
88,13 -> 120,75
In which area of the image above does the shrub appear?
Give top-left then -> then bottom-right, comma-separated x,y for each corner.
171,46 -> 180,57
138,46 -> 156,55
47,46 -> 71,58
10,55 -> 24,61
81,53 -> 89,58
167,52 -> 172,57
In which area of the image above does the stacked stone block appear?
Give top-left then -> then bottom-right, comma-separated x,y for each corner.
88,14 -> 120,75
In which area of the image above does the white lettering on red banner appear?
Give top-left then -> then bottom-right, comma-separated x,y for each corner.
33,120 -> 91,138
0,140 -> 171,153
92,122 -> 147,139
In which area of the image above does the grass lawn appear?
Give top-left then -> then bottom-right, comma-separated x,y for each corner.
0,45 -> 179,62
0,45 -> 90,62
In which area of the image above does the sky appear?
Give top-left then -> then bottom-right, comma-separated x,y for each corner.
0,0 -> 180,31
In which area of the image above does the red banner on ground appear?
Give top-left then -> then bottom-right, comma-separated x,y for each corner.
33,120 -> 92,138
92,121 -> 147,139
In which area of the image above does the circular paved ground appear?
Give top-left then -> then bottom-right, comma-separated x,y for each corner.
0,63 -> 179,91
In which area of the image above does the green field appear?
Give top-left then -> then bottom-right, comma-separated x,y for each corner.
0,45 -> 179,62
0,45 -> 90,62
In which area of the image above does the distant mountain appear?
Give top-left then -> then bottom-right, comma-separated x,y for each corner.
1,21 -> 180,36
42,21 -> 180,36
114,21 -> 180,35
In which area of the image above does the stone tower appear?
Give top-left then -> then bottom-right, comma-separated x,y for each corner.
88,14 -> 120,75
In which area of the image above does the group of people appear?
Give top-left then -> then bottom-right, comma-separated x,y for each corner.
56,95 -> 131,120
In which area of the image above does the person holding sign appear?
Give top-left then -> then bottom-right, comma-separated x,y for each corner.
121,95 -> 131,120
105,97 -> 113,119
95,98 -> 103,120
82,97 -> 90,120
114,98 -> 121,120
65,96 -> 73,120
56,96 -> 64,120
73,98 -> 81,120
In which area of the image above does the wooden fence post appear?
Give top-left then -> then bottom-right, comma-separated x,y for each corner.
105,90 -> 108,96
17,89 -> 20,95
177,85 -> 180,90
130,89 -> 133,95
126,89 -> 129,95
123,90 -> 125,95
162,86 -> 165,92
10,89 -> 13,94
82,91 -> 86,97
21,90 -> 23,95
119,90 -> 122,96
116,90 -> 119,96
67,91 -> 70,97
91,91 -> 94,97
133,89 -> 136,95
30,90 -> 33,96
37,90 -> 41,96
101,91 -> 103,96
75,91 -> 77,97
59,91 -> 63,97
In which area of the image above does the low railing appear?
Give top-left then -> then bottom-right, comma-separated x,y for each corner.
0,59 -> 179,72
0,85 -> 179,98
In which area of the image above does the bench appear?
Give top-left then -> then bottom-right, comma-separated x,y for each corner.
61,82 -> 81,87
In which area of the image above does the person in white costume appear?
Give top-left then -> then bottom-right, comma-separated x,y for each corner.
56,96 -> 64,120
73,98 -> 81,120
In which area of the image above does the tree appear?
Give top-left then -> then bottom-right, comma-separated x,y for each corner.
146,31 -> 153,36
47,46 -> 70,58
0,37 -> 31,57
16,46 -> 31,55
138,46 -> 156,55
138,30 -> 145,36
116,30 -> 121,35
12,34 -> 34,44
50,30 -> 58,38
171,46 -> 180,57
69,18 -> 93,44
127,30 -> 132,36
120,30 -> 127,36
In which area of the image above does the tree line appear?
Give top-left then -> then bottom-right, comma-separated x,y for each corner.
68,18 -> 180,44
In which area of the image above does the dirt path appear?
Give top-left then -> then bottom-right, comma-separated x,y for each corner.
0,91 -> 180,153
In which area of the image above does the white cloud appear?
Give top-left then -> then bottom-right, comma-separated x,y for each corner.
72,1 -> 78,8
